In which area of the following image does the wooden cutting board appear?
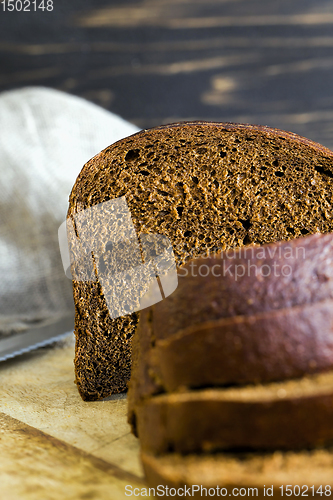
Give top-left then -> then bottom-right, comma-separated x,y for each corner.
0,334 -> 145,499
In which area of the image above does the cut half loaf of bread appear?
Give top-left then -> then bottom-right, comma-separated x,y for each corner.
142,449 -> 333,497
68,121 -> 333,400
134,369 -> 333,454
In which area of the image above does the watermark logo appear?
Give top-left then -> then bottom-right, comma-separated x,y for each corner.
177,244 -> 307,280
58,197 -> 178,319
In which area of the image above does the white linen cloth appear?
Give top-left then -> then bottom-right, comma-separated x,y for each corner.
0,87 -> 139,333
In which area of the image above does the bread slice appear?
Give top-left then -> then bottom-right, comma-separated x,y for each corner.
127,233 -> 333,395
149,299 -> 333,391
134,369 -> 333,454
127,297 -> 333,430
151,233 -> 333,341
141,449 -> 333,496
68,121 -> 333,400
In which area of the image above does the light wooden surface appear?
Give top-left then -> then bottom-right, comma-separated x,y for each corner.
0,335 -> 144,499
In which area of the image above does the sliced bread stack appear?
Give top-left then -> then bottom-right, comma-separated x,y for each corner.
68,121 -> 333,401
127,233 -> 333,492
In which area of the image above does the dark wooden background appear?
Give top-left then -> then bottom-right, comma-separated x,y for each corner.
1,0 -> 333,148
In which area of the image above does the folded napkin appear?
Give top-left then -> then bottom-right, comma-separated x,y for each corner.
0,87 -> 139,335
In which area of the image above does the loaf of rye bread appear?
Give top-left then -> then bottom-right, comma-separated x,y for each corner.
68,121 -> 333,400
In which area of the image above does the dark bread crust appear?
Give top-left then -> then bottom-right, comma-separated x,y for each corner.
68,121 -> 333,400
152,233 -> 333,340
135,371 -> 333,454
127,296 -> 333,435
149,299 -> 333,392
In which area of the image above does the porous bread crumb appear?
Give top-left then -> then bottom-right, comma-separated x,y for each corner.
68,121 -> 333,401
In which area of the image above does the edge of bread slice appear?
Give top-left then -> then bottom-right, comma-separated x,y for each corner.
149,297 -> 333,391
151,233 -> 333,340
141,449 -> 333,495
134,369 -> 333,454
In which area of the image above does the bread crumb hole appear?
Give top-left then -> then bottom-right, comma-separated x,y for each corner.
125,149 -> 140,161
314,165 -> 333,179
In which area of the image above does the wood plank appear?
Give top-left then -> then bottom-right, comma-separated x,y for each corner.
0,335 -> 143,479
1,0 -> 333,149
0,412 -> 144,500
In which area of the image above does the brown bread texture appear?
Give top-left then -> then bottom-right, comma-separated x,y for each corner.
141,449 -> 333,498
147,299 -> 333,391
68,121 -> 333,400
152,233 -> 333,340
125,233 -> 333,405
134,370 -> 333,454
127,296 -> 333,431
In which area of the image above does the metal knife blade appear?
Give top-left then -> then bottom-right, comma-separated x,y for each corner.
0,314 -> 74,362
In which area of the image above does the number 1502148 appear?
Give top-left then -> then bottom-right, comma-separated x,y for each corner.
2,0 -> 53,11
